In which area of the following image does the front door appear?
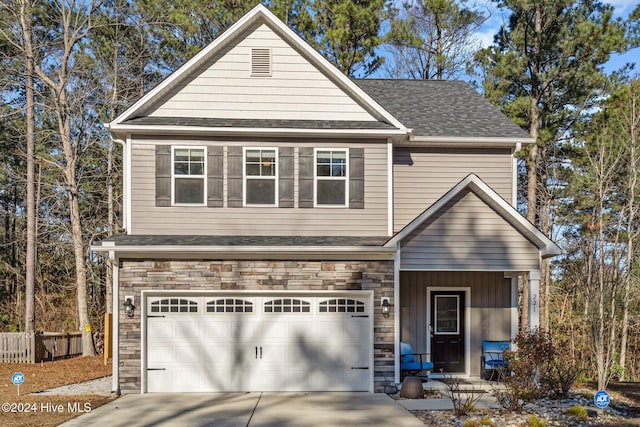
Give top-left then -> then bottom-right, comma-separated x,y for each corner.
430,291 -> 465,373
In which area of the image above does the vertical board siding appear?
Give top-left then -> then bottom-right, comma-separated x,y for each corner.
400,189 -> 539,271
399,271 -> 512,376
146,25 -> 377,122
394,147 -> 513,231
130,139 -> 388,235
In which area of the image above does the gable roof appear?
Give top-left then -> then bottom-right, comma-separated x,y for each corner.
106,4 -> 406,139
356,79 -> 533,143
385,174 -> 561,258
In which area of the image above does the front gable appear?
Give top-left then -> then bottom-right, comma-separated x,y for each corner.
143,24 -> 379,122
108,5 -> 405,137
386,174 -> 561,270
399,189 -> 541,271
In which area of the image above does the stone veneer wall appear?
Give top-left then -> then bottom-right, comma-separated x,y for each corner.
118,259 -> 395,393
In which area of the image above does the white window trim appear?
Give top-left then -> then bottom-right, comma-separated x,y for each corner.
314,148 -> 349,208
171,146 -> 207,207
243,147 -> 279,207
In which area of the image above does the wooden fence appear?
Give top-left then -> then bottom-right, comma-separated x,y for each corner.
0,332 -> 83,363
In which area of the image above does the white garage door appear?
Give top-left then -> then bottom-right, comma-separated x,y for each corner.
145,293 -> 371,392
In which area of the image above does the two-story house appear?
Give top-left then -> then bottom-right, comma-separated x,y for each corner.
93,5 -> 560,394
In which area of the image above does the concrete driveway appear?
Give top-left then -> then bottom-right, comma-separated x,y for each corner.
59,392 -> 425,427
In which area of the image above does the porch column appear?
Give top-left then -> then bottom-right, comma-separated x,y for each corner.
510,276 -> 519,340
528,270 -> 541,331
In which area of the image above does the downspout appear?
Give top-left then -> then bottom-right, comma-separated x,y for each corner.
387,138 -> 394,236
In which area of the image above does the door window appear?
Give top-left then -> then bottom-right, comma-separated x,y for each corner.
434,295 -> 459,334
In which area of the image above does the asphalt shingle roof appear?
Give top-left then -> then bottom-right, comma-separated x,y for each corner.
96,234 -> 388,247
355,79 -> 530,139
123,116 -> 397,130
122,80 -> 529,140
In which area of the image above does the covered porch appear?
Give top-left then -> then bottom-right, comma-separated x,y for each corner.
399,270 -> 534,378
385,175 -> 561,383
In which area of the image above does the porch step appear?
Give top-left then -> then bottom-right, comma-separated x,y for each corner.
421,378 -> 506,393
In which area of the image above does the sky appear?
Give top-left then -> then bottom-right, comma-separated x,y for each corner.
473,0 -> 639,75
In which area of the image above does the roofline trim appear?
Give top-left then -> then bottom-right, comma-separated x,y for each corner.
108,5 -> 407,133
384,174 -> 562,257
406,136 -> 536,145
104,123 -> 406,138
91,243 -> 396,260
91,244 -> 394,253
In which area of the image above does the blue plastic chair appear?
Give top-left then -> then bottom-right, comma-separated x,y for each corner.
481,341 -> 510,380
400,341 -> 433,378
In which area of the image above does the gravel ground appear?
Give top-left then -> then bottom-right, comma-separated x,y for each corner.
30,376 -> 112,396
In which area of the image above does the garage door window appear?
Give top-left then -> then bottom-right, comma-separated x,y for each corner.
150,298 -> 198,313
206,298 -> 253,313
264,298 -> 310,313
319,298 -> 365,313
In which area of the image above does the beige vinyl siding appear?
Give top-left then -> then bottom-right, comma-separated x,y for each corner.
394,148 -> 513,231
130,138 -> 388,236
400,189 -> 539,270
400,271 -> 511,376
147,24 -> 377,122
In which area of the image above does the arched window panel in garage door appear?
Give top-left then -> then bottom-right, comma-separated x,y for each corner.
206,298 -> 253,313
318,298 -> 365,313
264,298 -> 310,313
150,298 -> 198,313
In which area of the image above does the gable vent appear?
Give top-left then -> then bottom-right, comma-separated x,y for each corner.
251,48 -> 272,76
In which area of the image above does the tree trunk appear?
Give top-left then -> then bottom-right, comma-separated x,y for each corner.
619,86 -> 639,381
523,3 -> 543,331
65,161 -> 95,356
20,0 -> 36,334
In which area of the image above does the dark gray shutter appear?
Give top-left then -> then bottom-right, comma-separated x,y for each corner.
227,146 -> 243,208
207,146 -> 223,207
279,147 -> 294,208
155,145 -> 171,207
349,148 -> 364,209
298,147 -> 314,208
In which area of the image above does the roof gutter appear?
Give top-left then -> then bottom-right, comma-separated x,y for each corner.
91,243 -> 396,260
105,124 -> 406,140
404,135 -> 536,147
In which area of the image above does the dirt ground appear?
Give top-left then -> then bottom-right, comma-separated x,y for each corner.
0,355 -> 115,427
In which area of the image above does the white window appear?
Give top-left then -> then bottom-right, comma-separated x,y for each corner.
244,148 -> 277,206
315,149 -> 348,206
173,147 -> 205,205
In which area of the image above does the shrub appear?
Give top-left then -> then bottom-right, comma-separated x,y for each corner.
494,331 -> 547,411
480,416 -> 495,425
541,352 -> 583,398
494,330 -> 582,409
527,414 -> 546,427
462,418 -> 495,427
567,405 -> 588,418
442,374 -> 482,416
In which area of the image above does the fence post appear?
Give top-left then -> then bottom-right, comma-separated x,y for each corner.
30,333 -> 35,363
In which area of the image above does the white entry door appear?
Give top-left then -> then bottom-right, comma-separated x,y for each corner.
145,294 -> 371,392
